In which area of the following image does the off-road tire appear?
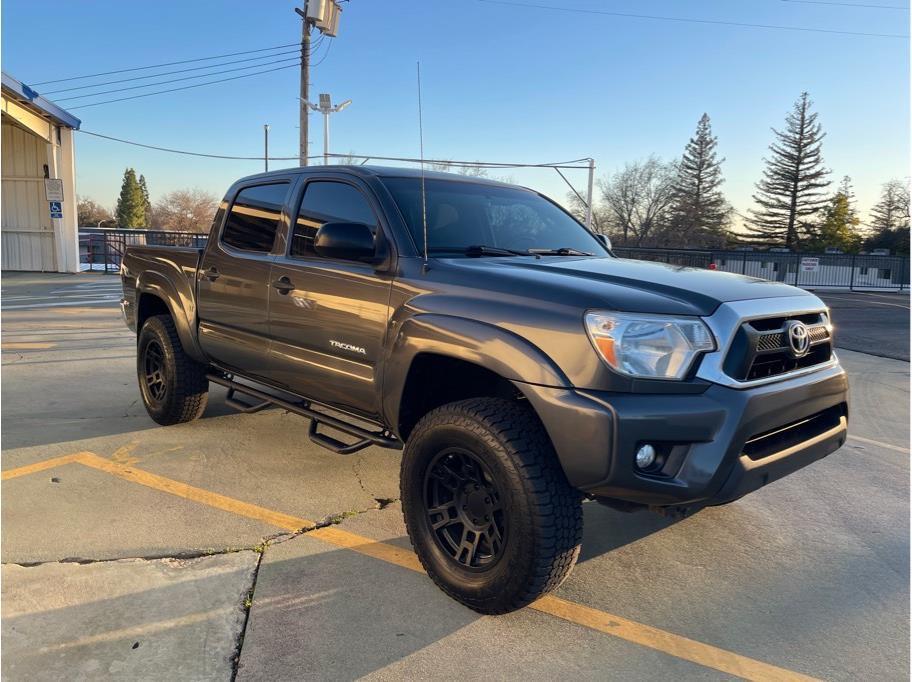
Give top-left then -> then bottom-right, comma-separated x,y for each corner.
400,397 -> 583,614
137,314 -> 208,425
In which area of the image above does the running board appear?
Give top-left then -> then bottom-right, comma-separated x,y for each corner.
207,373 -> 402,455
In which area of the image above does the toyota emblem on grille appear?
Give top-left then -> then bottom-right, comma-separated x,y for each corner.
786,320 -> 811,358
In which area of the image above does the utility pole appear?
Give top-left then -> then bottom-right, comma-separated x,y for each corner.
296,1 -> 342,167
264,124 -> 270,172
586,158 -> 595,229
295,6 -> 310,166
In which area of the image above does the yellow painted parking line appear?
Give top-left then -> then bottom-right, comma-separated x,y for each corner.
309,525 -> 425,572
3,451 -> 821,681
1,452 -> 83,480
848,434 -> 910,454
73,452 -> 314,532
531,596 -> 817,682
1,342 -> 56,350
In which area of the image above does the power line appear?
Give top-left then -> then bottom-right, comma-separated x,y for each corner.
325,152 -> 593,169
312,39 -> 334,68
42,49 -> 301,95
68,63 -> 300,109
30,42 -> 301,86
477,0 -> 909,38
77,129 -> 303,160
75,129 -> 594,170
780,0 -> 908,9
56,56 -> 302,102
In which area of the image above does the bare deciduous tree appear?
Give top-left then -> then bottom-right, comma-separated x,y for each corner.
599,157 -> 677,246
565,190 -> 609,234
153,188 -> 219,233
77,196 -> 114,227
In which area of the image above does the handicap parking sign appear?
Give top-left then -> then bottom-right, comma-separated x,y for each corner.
49,201 -> 63,219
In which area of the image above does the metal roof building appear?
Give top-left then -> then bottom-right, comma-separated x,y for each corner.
2,72 -> 81,272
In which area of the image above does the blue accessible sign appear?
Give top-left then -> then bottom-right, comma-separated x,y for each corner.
49,201 -> 63,219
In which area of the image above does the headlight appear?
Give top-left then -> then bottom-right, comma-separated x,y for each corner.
584,311 -> 715,380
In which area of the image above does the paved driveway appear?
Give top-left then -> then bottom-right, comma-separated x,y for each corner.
2,273 -> 908,680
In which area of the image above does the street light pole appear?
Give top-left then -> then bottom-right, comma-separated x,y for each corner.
264,124 -> 270,172
323,110 -> 330,165
302,94 -> 351,166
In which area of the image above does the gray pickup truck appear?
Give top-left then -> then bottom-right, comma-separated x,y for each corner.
120,165 -> 849,613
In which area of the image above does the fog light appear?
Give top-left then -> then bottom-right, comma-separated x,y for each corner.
635,444 -> 656,469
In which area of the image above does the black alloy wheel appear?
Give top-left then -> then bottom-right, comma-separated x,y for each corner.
142,339 -> 168,403
424,448 -> 506,569
136,315 -> 209,425
400,397 -> 584,614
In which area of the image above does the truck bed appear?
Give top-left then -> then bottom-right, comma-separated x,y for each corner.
120,245 -> 203,335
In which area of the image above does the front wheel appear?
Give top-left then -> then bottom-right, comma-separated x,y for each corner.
400,397 -> 583,614
137,314 -> 209,425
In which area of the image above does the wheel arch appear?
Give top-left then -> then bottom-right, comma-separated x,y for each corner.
383,314 -> 570,440
135,271 -> 205,363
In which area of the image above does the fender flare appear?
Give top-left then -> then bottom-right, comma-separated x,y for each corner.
381,313 -> 570,432
135,270 -> 206,363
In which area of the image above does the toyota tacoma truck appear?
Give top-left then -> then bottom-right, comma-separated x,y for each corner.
120,166 -> 849,614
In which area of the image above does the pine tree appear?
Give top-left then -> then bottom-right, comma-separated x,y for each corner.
869,179 -> 910,234
747,92 -> 830,249
808,191 -> 861,253
670,113 -> 729,246
838,175 -> 855,210
115,168 -> 146,228
138,174 -> 152,227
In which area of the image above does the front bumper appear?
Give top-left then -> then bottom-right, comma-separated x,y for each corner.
518,362 -> 848,508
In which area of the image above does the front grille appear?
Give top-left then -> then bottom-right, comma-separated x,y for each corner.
742,404 -> 845,460
722,312 -> 832,382
745,343 -> 831,380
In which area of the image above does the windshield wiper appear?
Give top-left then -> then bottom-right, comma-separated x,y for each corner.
464,245 -> 538,258
528,247 -> 594,256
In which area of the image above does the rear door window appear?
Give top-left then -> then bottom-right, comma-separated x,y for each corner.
221,183 -> 289,252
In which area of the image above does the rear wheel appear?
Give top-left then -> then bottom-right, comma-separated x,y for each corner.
137,315 -> 208,425
400,397 -> 583,614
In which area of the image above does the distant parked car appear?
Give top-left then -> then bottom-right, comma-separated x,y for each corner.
871,248 -> 891,256
824,247 -> 844,254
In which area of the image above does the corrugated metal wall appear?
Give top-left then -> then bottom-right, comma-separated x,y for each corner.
1,118 -> 56,271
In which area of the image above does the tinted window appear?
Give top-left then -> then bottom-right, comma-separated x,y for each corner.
292,181 -> 377,257
381,177 -> 604,257
222,183 -> 288,252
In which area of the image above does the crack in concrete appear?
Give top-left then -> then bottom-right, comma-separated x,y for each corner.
4,502 -> 401,570
231,543 -> 264,681
3,546 -> 258,568
350,458 -> 400,512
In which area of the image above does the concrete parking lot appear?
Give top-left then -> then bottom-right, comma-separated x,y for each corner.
2,272 -> 909,681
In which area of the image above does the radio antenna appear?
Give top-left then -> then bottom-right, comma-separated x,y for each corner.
417,61 -> 429,266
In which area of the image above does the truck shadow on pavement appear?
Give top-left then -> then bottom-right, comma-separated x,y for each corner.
5,512 -> 907,681
577,503 -> 678,563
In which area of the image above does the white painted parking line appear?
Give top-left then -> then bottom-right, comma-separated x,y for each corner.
1,299 -> 120,310
823,294 -> 910,309
848,434 -> 910,454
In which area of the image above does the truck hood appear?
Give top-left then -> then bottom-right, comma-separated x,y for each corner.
445,256 -> 812,316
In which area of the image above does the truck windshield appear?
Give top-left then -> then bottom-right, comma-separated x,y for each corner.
381,177 -> 607,257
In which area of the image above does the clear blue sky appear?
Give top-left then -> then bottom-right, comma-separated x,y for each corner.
2,0 -> 908,223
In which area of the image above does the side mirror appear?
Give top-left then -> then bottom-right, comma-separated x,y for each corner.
314,222 -> 376,261
596,234 -> 613,252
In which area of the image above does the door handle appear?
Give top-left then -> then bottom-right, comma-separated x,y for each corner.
203,267 -> 220,281
272,276 -> 295,294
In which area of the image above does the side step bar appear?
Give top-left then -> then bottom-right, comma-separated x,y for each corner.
207,373 -> 402,455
